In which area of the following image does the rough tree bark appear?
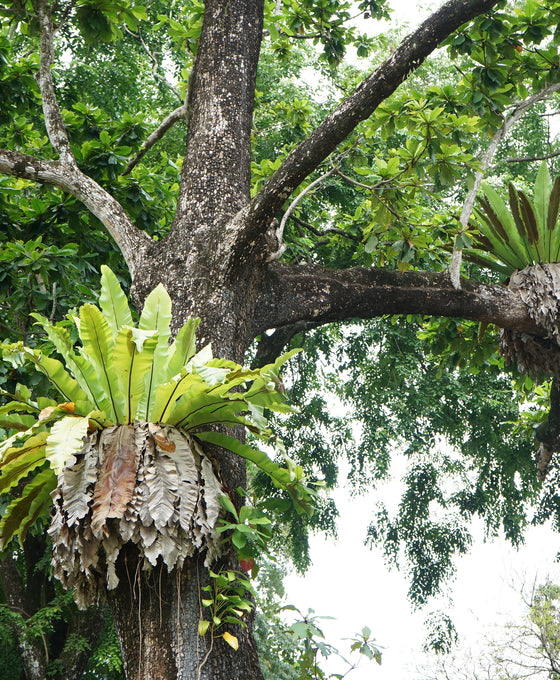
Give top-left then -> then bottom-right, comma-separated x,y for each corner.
0,535 -> 106,680
2,0 -> 544,678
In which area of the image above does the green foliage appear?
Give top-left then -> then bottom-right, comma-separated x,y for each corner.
423,611 -> 459,655
0,267 -> 314,547
217,492 -> 273,576
266,317 -> 539,604
257,602 -> 381,680
263,0 -> 390,68
198,569 -> 255,649
470,162 -> 560,274
82,614 -> 125,680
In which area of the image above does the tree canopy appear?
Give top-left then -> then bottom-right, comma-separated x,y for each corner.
2,0 -> 560,678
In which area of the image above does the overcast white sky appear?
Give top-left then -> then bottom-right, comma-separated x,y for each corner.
283,2 -> 560,678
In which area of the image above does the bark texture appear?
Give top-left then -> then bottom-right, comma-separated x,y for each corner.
0,537 -> 105,680
108,549 -> 262,680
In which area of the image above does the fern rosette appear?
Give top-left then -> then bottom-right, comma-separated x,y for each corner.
0,266 -> 311,607
470,161 -> 560,276
468,162 -> 560,381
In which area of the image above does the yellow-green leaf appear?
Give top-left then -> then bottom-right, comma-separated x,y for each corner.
222,632 -> 239,650
137,284 -> 172,419
99,265 -> 133,337
78,304 -> 119,421
0,467 -> 57,549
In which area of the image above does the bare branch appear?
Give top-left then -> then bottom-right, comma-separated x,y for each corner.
507,149 -> 560,163
0,149 -> 152,275
449,81 -> 560,288
123,103 -> 188,175
35,0 -> 75,164
251,261 -> 541,339
243,0 -> 500,244
124,25 -> 183,101
267,167 -> 337,261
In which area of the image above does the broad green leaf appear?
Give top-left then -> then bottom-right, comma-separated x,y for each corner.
99,265 -> 133,337
78,304 -> 119,421
507,185 -> 537,262
17,467 -> 57,544
218,494 -> 239,519
166,317 -> 200,376
195,359 -> 238,387
0,413 -> 36,431
45,416 -> 89,474
112,326 -> 159,423
548,175 -> 560,262
465,249 -> 512,277
15,345 -> 88,405
150,371 -> 207,423
0,399 -> 38,415
0,432 -> 48,493
534,162 -> 553,257
198,620 -> 210,636
29,314 -> 101,411
137,284 -> 172,419
0,467 -> 56,549
518,191 -> 540,254
172,394 -> 248,430
138,283 -> 172,338
166,376 -> 250,428
477,185 -> 529,268
190,343 -> 213,367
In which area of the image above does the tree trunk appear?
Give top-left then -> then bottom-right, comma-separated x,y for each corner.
108,549 -> 262,680
114,254 -> 265,679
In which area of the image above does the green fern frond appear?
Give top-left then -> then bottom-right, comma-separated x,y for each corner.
471,162 -> 560,275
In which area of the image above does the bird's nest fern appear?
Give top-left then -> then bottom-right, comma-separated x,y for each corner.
469,161 -> 560,276
0,267 -> 313,606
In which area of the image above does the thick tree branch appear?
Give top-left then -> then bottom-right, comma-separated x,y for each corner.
35,0 -> 75,164
0,149 -> 152,275
251,262 -> 542,339
244,0 -> 500,244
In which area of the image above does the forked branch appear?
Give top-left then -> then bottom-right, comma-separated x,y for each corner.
244,0 -> 500,244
